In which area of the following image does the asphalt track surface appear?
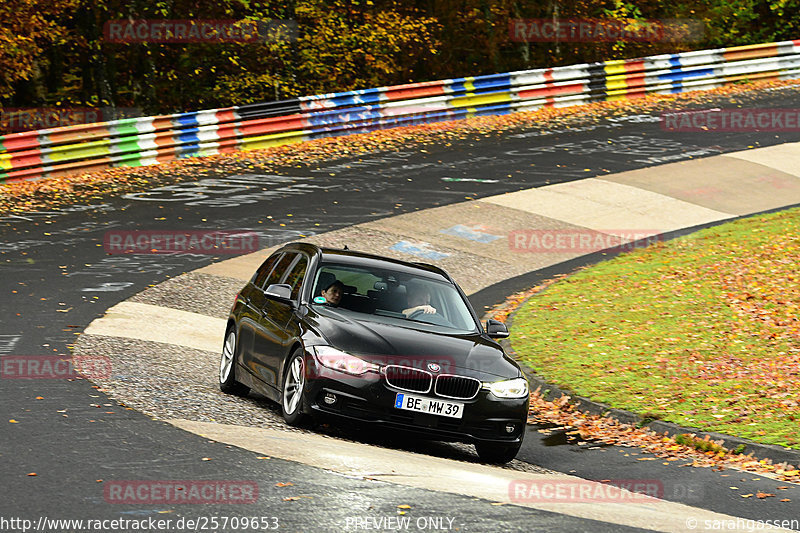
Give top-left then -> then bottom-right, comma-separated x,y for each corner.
3,86 -> 800,531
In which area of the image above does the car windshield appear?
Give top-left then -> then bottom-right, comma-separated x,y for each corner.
311,262 -> 478,334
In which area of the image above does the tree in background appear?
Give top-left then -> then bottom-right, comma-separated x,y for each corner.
2,0 -> 800,118
213,0 -> 440,103
0,0 -> 77,100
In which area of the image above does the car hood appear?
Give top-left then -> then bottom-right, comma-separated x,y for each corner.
303,307 -> 522,381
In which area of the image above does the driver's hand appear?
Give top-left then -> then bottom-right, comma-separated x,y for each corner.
420,305 -> 436,314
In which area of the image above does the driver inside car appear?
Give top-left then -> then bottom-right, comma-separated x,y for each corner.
320,279 -> 344,307
402,283 -> 436,317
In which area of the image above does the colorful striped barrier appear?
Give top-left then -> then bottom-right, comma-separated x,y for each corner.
2,39 -> 800,183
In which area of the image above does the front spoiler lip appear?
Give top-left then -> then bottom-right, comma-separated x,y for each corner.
308,403 -> 525,445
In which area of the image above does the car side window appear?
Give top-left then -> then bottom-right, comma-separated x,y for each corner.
263,253 -> 296,290
282,255 -> 308,300
252,253 -> 282,290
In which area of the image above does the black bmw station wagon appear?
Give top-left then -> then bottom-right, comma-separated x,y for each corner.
219,242 -> 529,463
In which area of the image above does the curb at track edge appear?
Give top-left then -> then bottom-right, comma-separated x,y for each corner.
471,202 -> 800,467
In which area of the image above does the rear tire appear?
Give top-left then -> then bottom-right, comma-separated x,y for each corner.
475,441 -> 522,464
219,327 -> 250,397
281,348 -> 310,426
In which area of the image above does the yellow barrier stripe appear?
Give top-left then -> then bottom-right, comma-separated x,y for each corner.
605,78 -> 629,91
450,93 -> 512,108
463,77 -> 475,94
241,130 -> 309,151
604,61 -> 628,76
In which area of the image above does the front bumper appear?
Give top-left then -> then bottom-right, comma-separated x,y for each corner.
303,357 -> 528,445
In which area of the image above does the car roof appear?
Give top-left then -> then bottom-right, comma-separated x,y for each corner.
278,242 -> 451,281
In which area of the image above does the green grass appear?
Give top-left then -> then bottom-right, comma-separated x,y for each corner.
511,208 -> 800,449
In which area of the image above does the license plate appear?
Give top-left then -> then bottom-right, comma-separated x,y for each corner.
394,393 -> 464,419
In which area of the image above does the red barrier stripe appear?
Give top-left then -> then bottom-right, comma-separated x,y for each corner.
518,82 -> 585,99
9,152 -> 44,170
150,117 -> 176,131
619,74 -> 647,89
46,124 -> 111,144
384,81 -> 447,101
619,88 -> 648,98
238,114 -> 307,135
723,43 -> 778,61
0,131 -> 42,152
623,60 -> 646,73
214,109 -> 239,122
216,138 -> 241,153
152,131 -> 176,148
155,150 -> 176,163
3,156 -> 115,181
724,71 -> 781,83
215,125 -> 240,139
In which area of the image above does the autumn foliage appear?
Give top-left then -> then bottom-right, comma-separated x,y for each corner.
2,0 -> 800,118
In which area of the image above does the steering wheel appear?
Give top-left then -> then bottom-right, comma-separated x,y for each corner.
407,308 -> 430,320
407,308 -> 451,327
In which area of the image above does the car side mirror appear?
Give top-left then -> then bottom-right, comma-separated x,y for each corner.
485,319 -> 509,339
265,283 -> 294,305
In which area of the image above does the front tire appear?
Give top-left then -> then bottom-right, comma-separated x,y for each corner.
475,441 -> 522,464
281,349 -> 309,426
219,327 -> 250,397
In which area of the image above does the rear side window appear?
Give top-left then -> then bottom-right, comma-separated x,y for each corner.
264,253 -> 296,289
282,255 -> 308,300
252,253 -> 282,289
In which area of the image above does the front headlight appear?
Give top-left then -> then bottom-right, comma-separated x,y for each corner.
484,378 -> 529,399
312,346 -> 379,376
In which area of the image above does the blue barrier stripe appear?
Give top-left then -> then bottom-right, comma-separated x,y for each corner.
175,143 -> 201,157
304,106 -> 384,126
176,130 -> 201,144
446,76 -> 515,93
307,109 -> 469,138
173,112 -> 202,127
448,79 -> 469,94
470,103 -> 512,116
300,87 -> 384,105
658,67 -> 716,82
327,93 -> 383,106
447,84 -> 511,96
308,101 -> 514,137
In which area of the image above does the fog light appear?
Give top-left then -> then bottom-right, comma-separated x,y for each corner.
323,393 -> 337,405
504,424 -> 516,434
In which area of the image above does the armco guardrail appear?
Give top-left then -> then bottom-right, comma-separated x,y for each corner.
2,39 -> 799,182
